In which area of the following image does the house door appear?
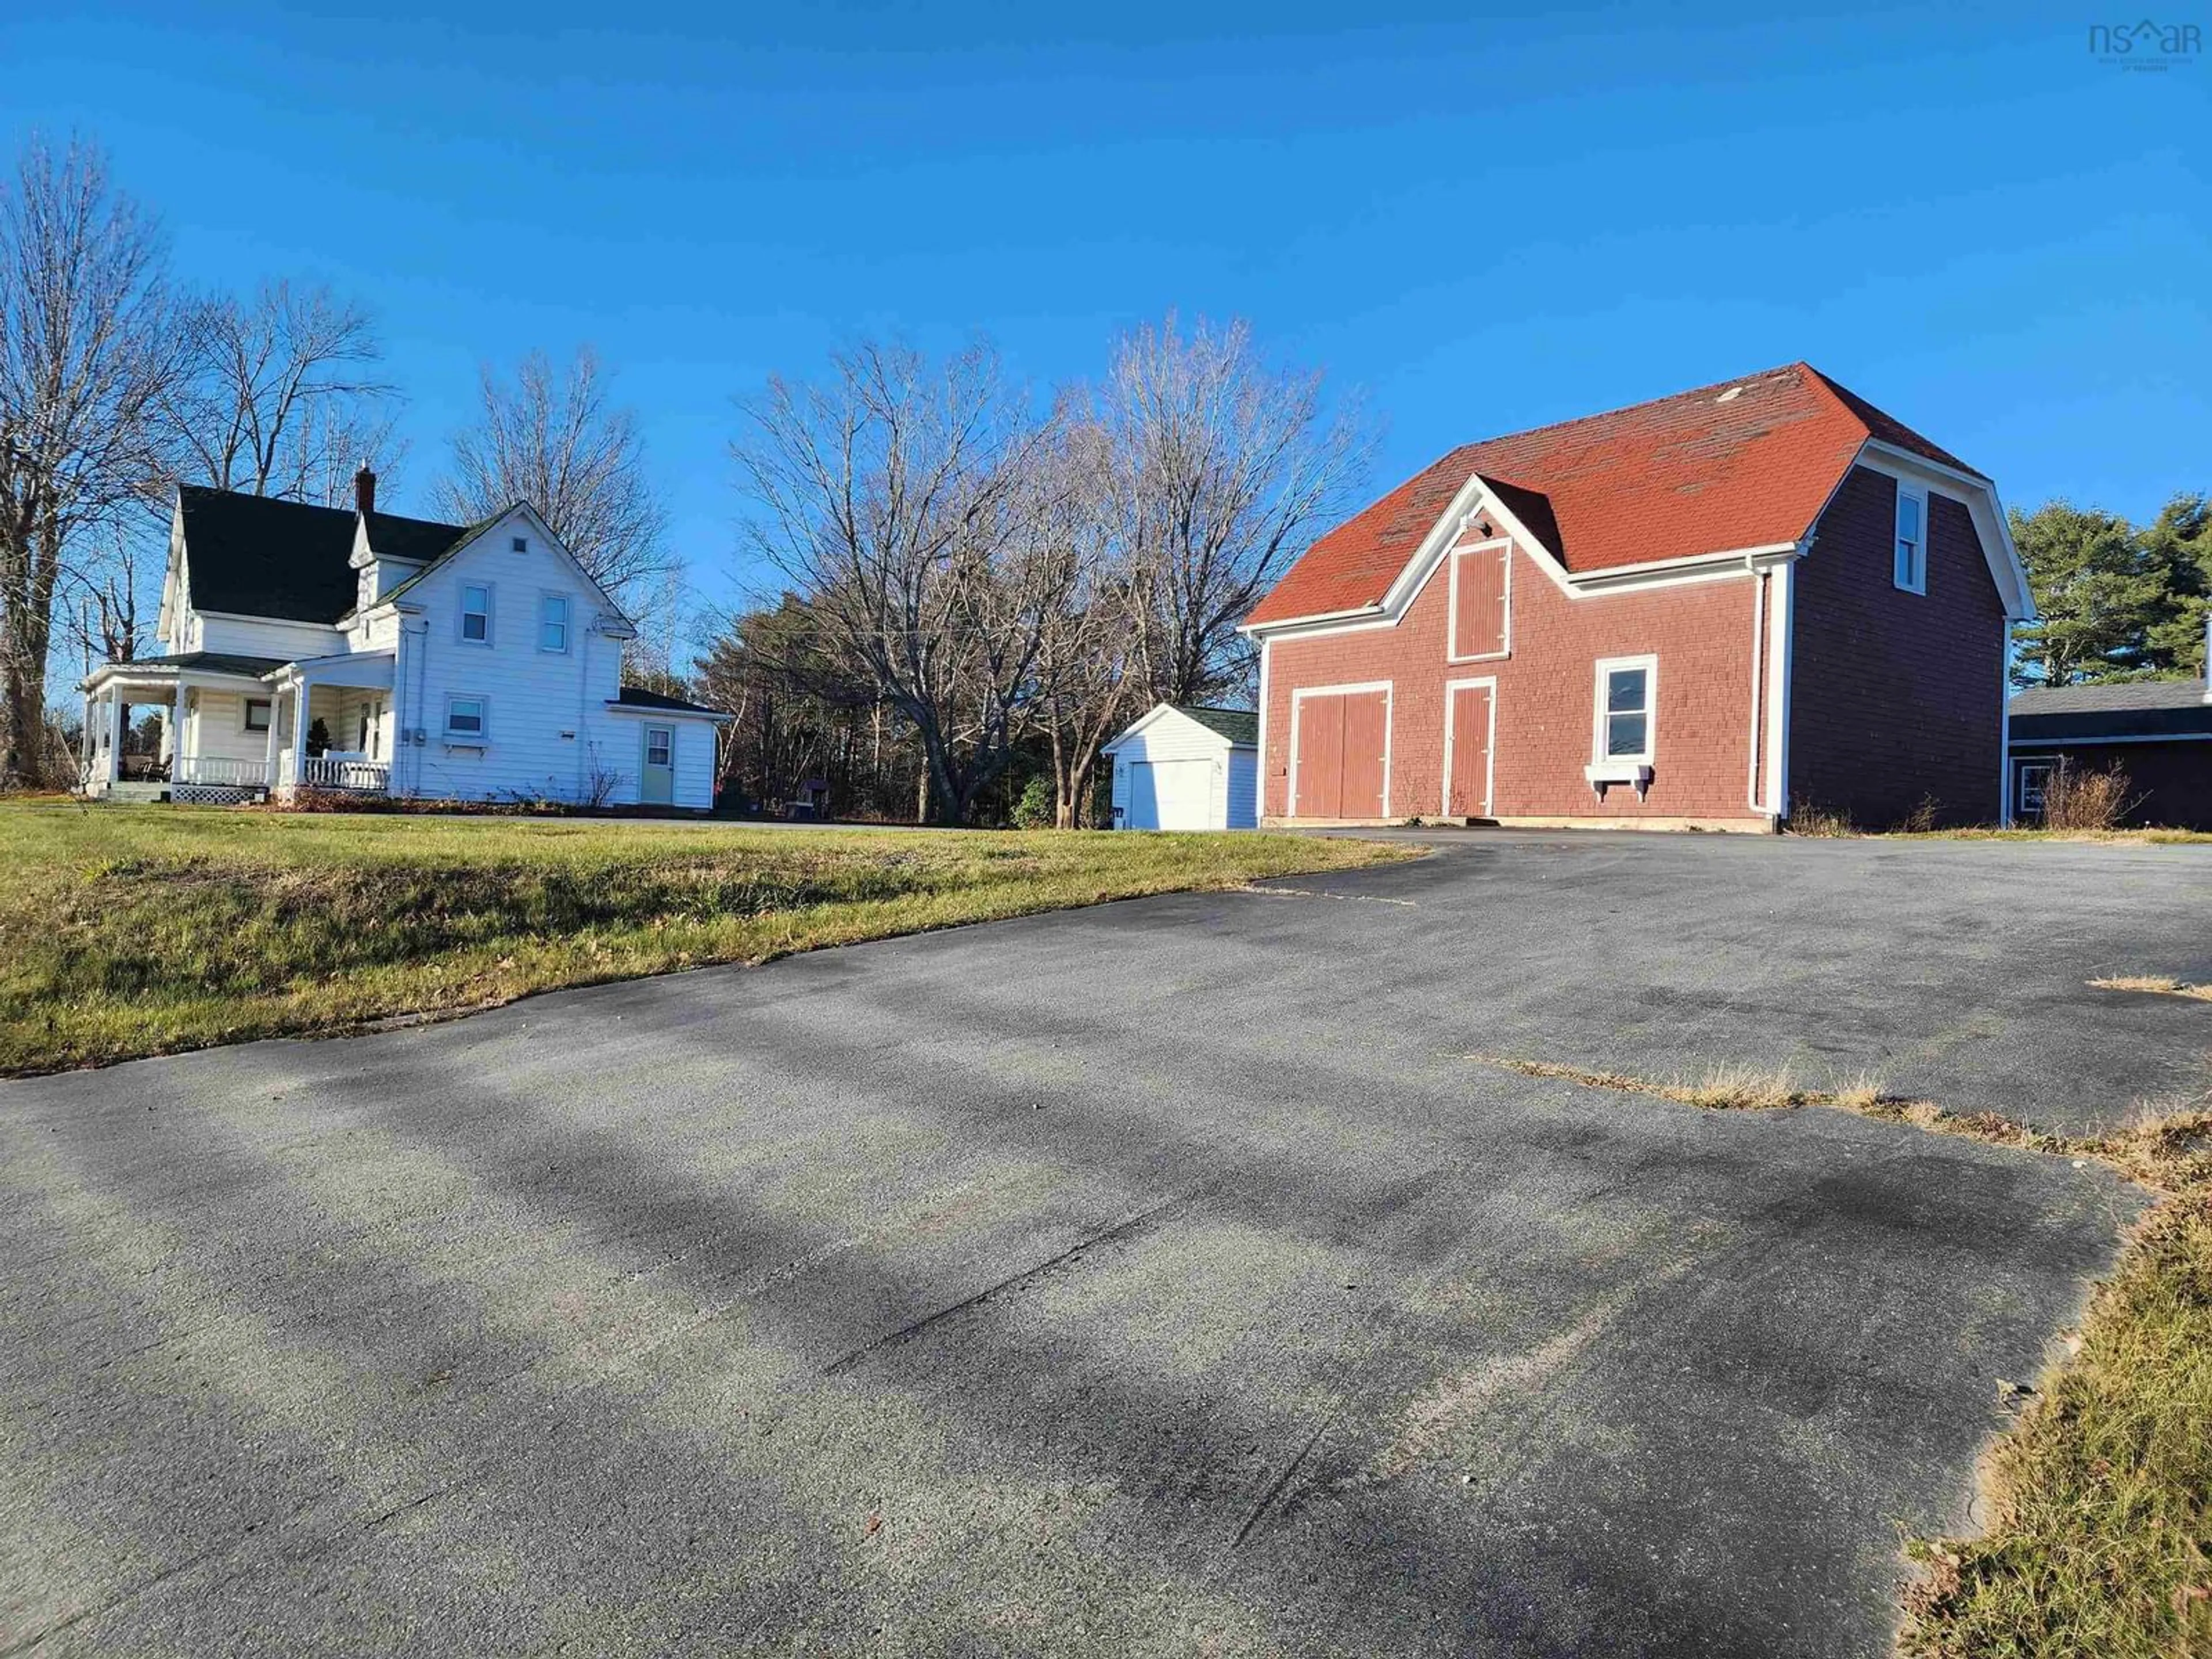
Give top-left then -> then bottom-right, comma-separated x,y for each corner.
1291,688 -> 1388,818
642,725 -> 675,805
1445,681 -> 1494,818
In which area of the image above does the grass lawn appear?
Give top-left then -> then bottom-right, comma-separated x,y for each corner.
0,800 -> 1411,1075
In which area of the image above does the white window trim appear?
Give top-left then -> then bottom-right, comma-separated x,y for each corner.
1286,679 -> 1393,819
643,724 -> 674,768
1586,653 -> 1658,782
444,693 -> 490,745
1445,537 -> 1513,665
539,591 -> 571,654
242,697 -> 272,734
1440,675 -> 1498,819
1893,483 -> 1929,595
459,582 -> 495,646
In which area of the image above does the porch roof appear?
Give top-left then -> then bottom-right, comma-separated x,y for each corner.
266,650 -> 395,691
83,651 -> 286,690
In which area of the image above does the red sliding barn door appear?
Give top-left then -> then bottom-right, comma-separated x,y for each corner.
1293,690 -> 1388,818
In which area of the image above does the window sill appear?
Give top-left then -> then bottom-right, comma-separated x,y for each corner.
1584,760 -> 1653,785
442,736 -> 488,750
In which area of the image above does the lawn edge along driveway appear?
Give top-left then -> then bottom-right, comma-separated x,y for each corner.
0,802 -> 1415,1077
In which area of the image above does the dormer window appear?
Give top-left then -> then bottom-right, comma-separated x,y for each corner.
1893,485 -> 1928,594
460,583 -> 492,643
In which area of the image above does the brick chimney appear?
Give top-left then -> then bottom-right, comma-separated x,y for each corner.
354,464 -> 376,518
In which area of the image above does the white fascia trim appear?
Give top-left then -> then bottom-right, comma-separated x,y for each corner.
2009,730 -> 2212,747
1857,440 -> 2035,623
1244,474 -> 1806,641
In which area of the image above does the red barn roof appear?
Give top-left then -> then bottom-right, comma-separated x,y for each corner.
1247,363 -> 1982,627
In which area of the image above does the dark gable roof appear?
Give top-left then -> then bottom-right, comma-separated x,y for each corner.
367,510 -> 472,566
102,650 -> 287,678
177,486 -> 469,624
613,685 -> 726,715
178,487 -> 357,623
2010,679 -> 2212,743
1175,704 -> 1258,746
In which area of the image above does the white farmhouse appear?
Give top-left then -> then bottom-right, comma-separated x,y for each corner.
78,471 -> 728,810
1103,703 -> 1259,830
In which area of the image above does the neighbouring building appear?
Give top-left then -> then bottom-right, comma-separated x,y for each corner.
1241,362 -> 2034,831
78,472 -> 728,809
1104,703 -> 1259,830
2009,673 -> 2212,830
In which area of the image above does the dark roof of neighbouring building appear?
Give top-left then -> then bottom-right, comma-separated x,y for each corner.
1246,362 -> 1983,626
2010,679 -> 2212,743
612,685 -> 728,715
1176,704 -> 1259,745
177,486 -> 471,624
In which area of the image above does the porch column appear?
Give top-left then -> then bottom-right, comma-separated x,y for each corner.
288,676 -> 312,787
169,679 -> 188,782
104,688 -> 123,786
80,691 -> 95,789
263,683 -> 281,785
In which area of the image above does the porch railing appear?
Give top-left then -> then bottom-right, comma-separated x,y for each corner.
301,755 -> 391,793
176,756 -> 271,788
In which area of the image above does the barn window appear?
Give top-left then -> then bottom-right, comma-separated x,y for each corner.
1893,486 -> 1927,594
1592,655 -> 1657,766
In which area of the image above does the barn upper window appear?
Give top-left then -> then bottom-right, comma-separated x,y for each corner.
1894,486 -> 1928,594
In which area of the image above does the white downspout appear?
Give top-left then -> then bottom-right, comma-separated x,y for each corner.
1745,564 -> 1768,817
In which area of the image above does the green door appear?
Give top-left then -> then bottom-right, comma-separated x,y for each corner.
642,725 -> 675,806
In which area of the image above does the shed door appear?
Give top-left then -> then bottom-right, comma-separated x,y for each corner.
1130,759 -> 1213,830
1446,683 -> 1493,817
642,725 -> 676,805
1294,690 -> 1387,819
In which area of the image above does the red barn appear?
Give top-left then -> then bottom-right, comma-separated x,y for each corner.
1244,363 -> 2034,831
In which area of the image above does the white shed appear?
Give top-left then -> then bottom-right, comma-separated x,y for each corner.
1103,703 -> 1259,830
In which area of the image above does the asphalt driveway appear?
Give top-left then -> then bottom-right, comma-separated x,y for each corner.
1,832 -> 2202,1656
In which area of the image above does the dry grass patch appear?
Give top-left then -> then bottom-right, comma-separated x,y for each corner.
1456,1046 -> 2212,1657
2090,974 -> 2212,1003
0,801 -> 1413,1075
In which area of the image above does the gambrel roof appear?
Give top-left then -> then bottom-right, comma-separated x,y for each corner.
1246,363 -> 1991,628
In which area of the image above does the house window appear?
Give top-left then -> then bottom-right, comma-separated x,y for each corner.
243,698 -> 272,733
2018,762 -> 2053,820
512,536 -> 528,553
540,594 -> 570,653
445,695 -> 488,741
646,727 -> 673,768
461,583 -> 492,643
1894,486 -> 1927,594
1592,655 -> 1657,766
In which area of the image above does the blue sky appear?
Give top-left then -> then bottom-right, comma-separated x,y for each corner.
5,0 -> 2206,636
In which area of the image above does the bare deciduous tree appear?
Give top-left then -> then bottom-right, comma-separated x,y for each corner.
0,135 -> 181,786
160,280 -> 402,505
732,340 -> 1071,825
438,347 -> 667,601
1101,314 -> 1372,706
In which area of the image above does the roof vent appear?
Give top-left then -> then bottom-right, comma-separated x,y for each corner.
1715,386 -> 1745,403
